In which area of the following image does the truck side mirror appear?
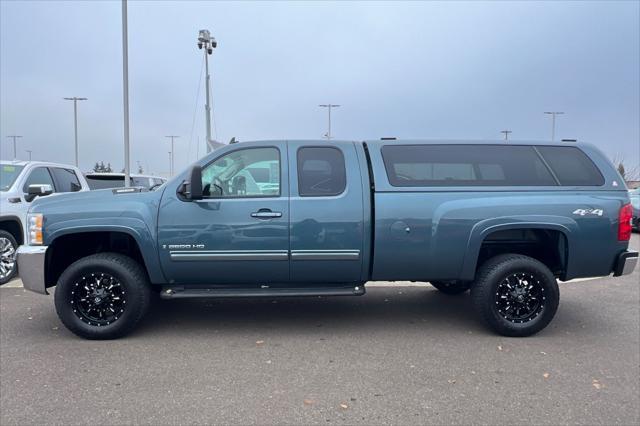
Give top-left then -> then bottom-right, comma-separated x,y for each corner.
25,184 -> 53,202
188,166 -> 203,200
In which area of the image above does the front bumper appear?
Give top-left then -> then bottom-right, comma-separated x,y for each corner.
16,245 -> 48,295
613,250 -> 638,277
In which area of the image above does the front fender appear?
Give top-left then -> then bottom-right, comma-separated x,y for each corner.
46,218 -> 165,284
460,215 -> 577,281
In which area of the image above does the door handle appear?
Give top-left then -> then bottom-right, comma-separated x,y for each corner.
251,209 -> 282,219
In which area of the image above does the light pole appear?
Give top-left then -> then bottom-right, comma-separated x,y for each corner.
500,130 -> 512,141
168,151 -> 172,177
63,97 -> 87,167
544,111 -> 564,141
121,0 -> 131,187
26,150 -> 32,161
319,104 -> 340,140
6,135 -> 22,160
197,29 -> 217,153
165,136 -> 179,176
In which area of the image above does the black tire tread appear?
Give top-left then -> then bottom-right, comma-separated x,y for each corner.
471,253 -> 559,337
54,252 -> 150,340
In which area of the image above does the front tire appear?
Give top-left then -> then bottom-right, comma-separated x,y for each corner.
471,254 -> 559,337
54,253 -> 151,340
0,230 -> 18,285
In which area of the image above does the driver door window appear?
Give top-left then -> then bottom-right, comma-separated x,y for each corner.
22,167 -> 55,193
201,147 -> 280,198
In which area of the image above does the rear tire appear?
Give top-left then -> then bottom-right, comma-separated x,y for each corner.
471,254 -> 559,337
430,280 -> 470,295
0,230 -> 18,285
54,253 -> 151,340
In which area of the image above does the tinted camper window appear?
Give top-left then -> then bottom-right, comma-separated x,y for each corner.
381,145 -> 557,187
536,146 -> 605,186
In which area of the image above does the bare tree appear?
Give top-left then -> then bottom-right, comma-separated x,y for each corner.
618,162 -> 626,180
611,153 -> 640,182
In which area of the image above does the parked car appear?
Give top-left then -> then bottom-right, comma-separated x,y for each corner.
630,188 -> 639,231
17,140 -> 637,339
84,173 -> 166,190
0,160 -> 90,284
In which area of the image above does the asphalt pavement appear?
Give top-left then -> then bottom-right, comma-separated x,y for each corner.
1,235 -> 638,425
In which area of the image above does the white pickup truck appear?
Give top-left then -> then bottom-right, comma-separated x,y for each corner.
0,160 -> 90,284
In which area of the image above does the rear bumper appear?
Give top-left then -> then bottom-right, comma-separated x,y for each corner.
16,245 -> 48,295
613,250 -> 638,277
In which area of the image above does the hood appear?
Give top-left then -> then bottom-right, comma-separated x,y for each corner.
29,187 -> 162,214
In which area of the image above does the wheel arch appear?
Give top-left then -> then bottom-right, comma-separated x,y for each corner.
0,216 -> 24,245
461,219 -> 575,282
45,228 -> 165,289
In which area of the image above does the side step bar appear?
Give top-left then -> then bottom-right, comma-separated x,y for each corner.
160,285 -> 366,299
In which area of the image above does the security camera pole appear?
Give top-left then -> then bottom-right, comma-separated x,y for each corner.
544,111 -> 564,141
165,136 -> 179,176
63,97 -> 87,167
318,104 -> 340,140
500,130 -> 512,141
6,135 -> 22,160
197,29 -> 217,153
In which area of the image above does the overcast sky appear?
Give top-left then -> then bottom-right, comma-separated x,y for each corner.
1,1 -> 639,176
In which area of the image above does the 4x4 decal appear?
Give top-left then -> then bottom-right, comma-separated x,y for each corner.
573,208 -> 604,216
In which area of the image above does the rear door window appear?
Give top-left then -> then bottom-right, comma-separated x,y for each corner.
50,167 -> 82,192
381,145 -> 557,187
536,146 -> 605,186
297,147 -> 347,196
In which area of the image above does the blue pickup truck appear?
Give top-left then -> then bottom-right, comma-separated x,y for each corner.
17,140 -> 638,339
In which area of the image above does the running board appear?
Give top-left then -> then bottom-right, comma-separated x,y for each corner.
160,285 -> 365,299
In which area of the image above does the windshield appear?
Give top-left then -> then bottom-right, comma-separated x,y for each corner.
0,165 -> 25,191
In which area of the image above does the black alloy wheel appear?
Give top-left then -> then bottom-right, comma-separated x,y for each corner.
494,272 -> 545,323
71,272 -> 127,326
55,253 -> 151,339
471,254 -> 559,337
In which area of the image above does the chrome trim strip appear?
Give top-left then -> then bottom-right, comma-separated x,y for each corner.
290,250 -> 360,261
171,249 -> 361,261
170,250 -> 289,261
16,245 -> 48,295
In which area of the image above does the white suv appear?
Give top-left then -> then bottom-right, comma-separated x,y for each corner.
0,160 -> 90,284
